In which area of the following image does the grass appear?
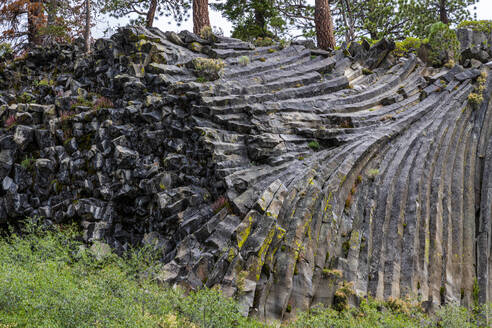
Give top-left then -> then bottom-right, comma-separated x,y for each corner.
1,219 -> 491,328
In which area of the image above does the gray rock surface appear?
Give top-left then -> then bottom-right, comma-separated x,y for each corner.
0,25 -> 492,322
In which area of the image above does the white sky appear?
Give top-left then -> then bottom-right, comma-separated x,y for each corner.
94,0 -> 492,38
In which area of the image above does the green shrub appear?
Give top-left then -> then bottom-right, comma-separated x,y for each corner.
308,141 -> 320,151
0,218 -> 267,328
3,219 -> 491,328
427,22 -> 460,66
254,37 -> 274,47
238,55 -> 250,67
367,168 -> 379,179
20,156 -> 35,170
199,26 -> 216,42
192,57 -> 225,81
468,71 -> 488,109
0,43 -> 13,58
457,20 -> 492,34
393,37 -> 427,57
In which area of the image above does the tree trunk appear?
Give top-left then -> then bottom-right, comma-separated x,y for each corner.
193,0 -> 210,35
344,0 -> 355,43
84,0 -> 91,52
146,0 -> 157,28
27,0 -> 44,47
439,0 -> 448,24
315,0 -> 336,50
254,7 -> 266,37
47,0 -> 57,27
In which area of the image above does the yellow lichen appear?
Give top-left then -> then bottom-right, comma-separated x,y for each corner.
237,216 -> 253,249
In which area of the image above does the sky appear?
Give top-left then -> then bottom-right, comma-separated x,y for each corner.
94,0 -> 492,38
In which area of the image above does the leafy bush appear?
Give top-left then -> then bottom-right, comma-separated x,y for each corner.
457,20 -> 492,34
2,219 -> 491,328
427,22 -> 460,66
393,37 -> 427,57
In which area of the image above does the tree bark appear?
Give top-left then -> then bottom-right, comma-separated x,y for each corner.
193,0 -> 210,35
47,0 -> 57,27
84,0 -> 91,52
146,0 -> 157,28
439,0 -> 448,24
27,0 -> 44,47
254,7 -> 266,36
315,0 -> 336,50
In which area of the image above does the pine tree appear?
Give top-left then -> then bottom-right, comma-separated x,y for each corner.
314,0 -> 335,50
0,0 -> 88,51
193,0 -> 210,34
401,0 -> 477,37
99,0 -> 190,28
212,0 -> 286,40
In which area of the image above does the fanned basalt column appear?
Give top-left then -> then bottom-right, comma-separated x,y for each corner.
1,26 -> 492,322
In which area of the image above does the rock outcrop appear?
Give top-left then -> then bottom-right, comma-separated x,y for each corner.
1,26 -> 492,322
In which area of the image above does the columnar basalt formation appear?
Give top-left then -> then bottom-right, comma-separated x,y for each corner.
0,26 -> 491,321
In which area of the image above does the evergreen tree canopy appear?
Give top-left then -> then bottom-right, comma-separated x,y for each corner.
98,0 -> 190,28
0,0 -> 90,51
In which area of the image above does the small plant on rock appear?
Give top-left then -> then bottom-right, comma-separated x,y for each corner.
93,96 -> 114,110
60,110 -> 75,121
308,141 -> 320,151
367,168 -> 379,180
238,56 -> 250,67
4,114 -> 16,128
21,156 -> 35,170
211,196 -> 231,214
199,26 -> 216,42
333,281 -> 355,312
468,70 -> 488,109
254,37 -> 274,47
192,57 -> 225,81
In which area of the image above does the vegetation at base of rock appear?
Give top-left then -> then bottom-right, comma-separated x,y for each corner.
288,298 -> 492,328
0,219 -> 266,328
4,219 -> 491,328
